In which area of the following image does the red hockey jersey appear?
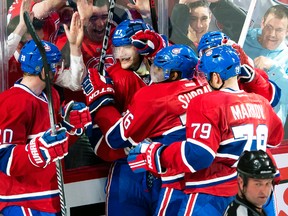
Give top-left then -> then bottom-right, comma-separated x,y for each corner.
89,64 -> 146,161
161,88 -> 283,196
0,83 -> 62,212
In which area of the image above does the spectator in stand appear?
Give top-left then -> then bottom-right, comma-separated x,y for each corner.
224,150 -> 278,216
243,5 -> 288,125
55,0 -> 143,103
230,0 -> 288,29
171,0 -> 246,48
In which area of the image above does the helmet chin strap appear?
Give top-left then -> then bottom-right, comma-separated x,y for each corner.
39,67 -> 53,83
130,55 -> 144,72
208,79 -> 225,91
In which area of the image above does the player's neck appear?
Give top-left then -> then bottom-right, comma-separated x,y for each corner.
221,78 -> 240,91
21,76 -> 45,96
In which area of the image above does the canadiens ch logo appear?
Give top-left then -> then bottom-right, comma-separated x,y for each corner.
273,0 -> 288,6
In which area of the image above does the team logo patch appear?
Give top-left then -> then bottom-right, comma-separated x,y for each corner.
43,43 -> 51,52
235,65 -> 241,74
35,66 -> 41,72
172,48 -> 181,54
273,0 -> 288,6
205,49 -> 213,56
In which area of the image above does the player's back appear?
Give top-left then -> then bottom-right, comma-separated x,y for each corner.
119,78 -> 211,144
184,88 -> 283,196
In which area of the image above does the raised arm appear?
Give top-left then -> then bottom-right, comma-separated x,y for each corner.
54,11 -> 87,91
209,0 -> 246,42
32,0 -> 66,19
7,0 -> 33,58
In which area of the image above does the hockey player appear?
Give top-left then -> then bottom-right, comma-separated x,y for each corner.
0,39 -> 91,216
83,19 -> 166,162
111,18 -> 168,85
223,150 -> 277,216
84,32 -> 282,216
127,45 -> 283,215
194,32 -> 283,215
81,19 -> 167,215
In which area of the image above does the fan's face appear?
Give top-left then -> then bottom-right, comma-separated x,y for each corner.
260,14 -> 288,50
86,5 -> 109,42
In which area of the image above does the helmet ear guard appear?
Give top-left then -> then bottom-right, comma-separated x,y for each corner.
237,150 -> 277,180
19,39 -> 62,75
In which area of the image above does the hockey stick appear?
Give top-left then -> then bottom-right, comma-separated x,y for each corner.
149,0 -> 158,33
237,0 -> 257,47
23,11 -> 67,216
98,0 -> 116,75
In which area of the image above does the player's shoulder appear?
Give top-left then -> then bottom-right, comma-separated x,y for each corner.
246,90 -> 271,104
187,89 -> 235,110
0,86 -> 34,109
106,62 -> 123,75
135,80 -> 188,96
191,89 -> 219,102
135,82 -> 161,96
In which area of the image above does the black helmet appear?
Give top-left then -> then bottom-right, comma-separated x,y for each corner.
237,150 -> 276,179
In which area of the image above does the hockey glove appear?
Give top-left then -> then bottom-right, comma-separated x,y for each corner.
82,69 -> 115,114
238,64 -> 255,83
231,43 -> 255,83
131,29 -> 168,58
127,141 -> 166,174
222,39 -> 255,83
60,100 -> 92,136
27,127 -> 68,168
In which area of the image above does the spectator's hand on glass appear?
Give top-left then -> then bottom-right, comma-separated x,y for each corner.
76,0 -> 93,26
19,0 -> 34,28
127,0 -> 151,18
179,0 -> 219,4
64,11 -> 84,48
254,56 -> 274,71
